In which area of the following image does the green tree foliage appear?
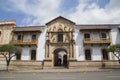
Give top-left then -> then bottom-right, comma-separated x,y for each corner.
107,44 -> 120,64
0,44 -> 21,71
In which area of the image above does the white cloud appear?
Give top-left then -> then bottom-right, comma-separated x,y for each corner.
21,17 -> 34,25
7,0 -> 62,25
5,0 -> 120,25
68,0 -> 120,24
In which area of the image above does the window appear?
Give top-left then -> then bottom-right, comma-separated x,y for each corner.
85,49 -> 91,60
102,49 -> 109,60
101,33 -> 107,38
32,34 -> 36,40
84,33 -> 90,41
17,35 -> 21,40
16,54 -> 21,60
57,29 -> 63,42
17,34 -> 23,40
58,33 -> 63,42
31,50 -> 36,60
0,31 -> 1,37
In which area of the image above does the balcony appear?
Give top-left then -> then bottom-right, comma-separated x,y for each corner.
12,40 -> 38,46
83,38 -> 111,45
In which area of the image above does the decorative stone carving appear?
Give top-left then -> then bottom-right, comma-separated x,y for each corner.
64,26 -> 66,31
44,16 -> 76,68
49,28 -> 51,32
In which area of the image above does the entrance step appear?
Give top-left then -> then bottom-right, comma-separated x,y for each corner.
53,67 -> 67,69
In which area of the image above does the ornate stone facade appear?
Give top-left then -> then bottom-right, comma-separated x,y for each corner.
0,20 -> 15,45
44,17 -> 76,68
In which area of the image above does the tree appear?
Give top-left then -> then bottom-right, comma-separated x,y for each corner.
0,44 -> 21,71
107,44 -> 120,64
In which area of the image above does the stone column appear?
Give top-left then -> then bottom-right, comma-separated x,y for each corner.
69,32 -> 71,40
72,44 -> 74,58
49,33 -> 51,42
45,44 -> 48,58
47,44 -> 49,58
71,32 -> 73,40
70,44 -> 73,58
45,44 -> 49,58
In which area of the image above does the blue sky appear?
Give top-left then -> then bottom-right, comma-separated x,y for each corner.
0,0 -> 120,26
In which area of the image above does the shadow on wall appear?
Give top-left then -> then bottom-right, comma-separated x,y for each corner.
111,28 -> 120,44
74,28 -> 84,57
37,27 -> 46,60
115,30 -> 120,43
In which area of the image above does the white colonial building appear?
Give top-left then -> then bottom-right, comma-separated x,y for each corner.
0,16 -> 120,68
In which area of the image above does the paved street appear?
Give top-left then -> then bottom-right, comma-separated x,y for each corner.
0,70 -> 120,80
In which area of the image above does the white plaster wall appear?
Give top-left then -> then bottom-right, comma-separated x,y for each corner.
14,34 -> 31,41
74,27 -> 84,61
37,27 -> 46,61
76,44 -> 110,61
13,28 -> 46,61
91,32 -> 99,39
82,45 -> 106,61
91,32 -> 109,39
21,47 -> 30,60
109,52 -> 114,60
110,28 -> 119,60
118,31 -> 120,43
92,45 -> 102,60
74,26 -> 111,61
106,33 -> 109,39
23,34 -> 31,41
13,34 -> 17,40
91,45 -> 113,61
74,27 -> 103,61
12,46 -> 36,60
111,28 -> 119,44
13,26 -> 119,61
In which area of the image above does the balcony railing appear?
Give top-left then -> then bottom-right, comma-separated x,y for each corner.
12,40 -> 38,46
83,38 -> 111,44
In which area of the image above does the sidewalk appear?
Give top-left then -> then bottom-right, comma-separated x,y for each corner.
1,66 -> 120,73
11,67 -> 115,73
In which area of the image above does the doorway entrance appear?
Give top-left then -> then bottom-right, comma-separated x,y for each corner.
54,49 -> 67,67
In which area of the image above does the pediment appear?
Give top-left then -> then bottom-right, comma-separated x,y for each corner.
46,16 -> 75,32
46,16 -> 75,26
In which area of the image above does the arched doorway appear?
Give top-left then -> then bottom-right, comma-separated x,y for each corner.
54,48 -> 67,67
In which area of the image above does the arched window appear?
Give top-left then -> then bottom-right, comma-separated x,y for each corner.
85,49 -> 91,60
58,29 -> 63,42
102,49 -> 109,60
31,50 -> 36,60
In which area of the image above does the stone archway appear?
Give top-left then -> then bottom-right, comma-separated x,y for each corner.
54,48 -> 67,67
